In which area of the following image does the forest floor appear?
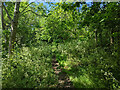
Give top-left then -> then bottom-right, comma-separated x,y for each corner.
52,56 -> 74,88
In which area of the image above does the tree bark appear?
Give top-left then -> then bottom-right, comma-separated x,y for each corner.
98,26 -> 103,47
110,29 -> 114,46
1,3 -> 5,30
95,29 -> 97,47
9,2 -> 20,57
1,2 -> 9,51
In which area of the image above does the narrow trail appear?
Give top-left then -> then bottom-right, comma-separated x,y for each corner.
52,56 -> 74,88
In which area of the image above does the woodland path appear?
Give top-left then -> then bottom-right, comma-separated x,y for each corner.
52,55 -> 74,88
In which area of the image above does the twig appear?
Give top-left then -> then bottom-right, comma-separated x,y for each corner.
20,2 -> 34,14
3,4 -> 12,22
20,9 -> 48,17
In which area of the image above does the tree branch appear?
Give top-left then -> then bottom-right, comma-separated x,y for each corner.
20,9 -> 48,17
3,4 -> 12,22
20,2 -> 34,14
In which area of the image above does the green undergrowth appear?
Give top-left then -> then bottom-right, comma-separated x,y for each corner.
2,40 -> 120,88
55,39 -> 120,89
2,42 -> 58,88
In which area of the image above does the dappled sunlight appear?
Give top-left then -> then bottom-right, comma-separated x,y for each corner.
69,70 -> 105,88
2,2 -> 120,89
2,44 -> 58,88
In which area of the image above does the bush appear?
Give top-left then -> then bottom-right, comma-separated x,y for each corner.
54,39 -> 120,88
2,44 -> 58,88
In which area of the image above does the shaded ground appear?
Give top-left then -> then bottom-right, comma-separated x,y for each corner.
52,56 -> 74,88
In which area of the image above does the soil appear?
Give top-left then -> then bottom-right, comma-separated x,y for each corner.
52,56 -> 74,88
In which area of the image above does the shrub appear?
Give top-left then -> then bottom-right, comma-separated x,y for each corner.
2,44 -> 58,88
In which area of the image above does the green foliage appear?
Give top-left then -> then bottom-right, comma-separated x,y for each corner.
39,4 -> 80,43
2,2 -> 120,89
54,38 -> 120,88
2,44 -> 58,88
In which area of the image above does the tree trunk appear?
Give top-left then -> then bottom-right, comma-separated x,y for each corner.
9,2 -> 20,57
110,29 -> 114,46
1,2 -> 5,30
116,11 -> 120,65
99,27 -> 103,47
95,29 -> 97,47
1,2 -> 8,51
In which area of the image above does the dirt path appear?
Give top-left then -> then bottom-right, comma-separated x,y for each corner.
52,56 -> 74,88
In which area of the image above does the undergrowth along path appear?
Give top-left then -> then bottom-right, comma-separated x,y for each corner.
52,55 -> 74,88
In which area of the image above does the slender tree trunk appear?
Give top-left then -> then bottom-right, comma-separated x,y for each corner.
99,27 -> 102,47
0,3 -> 2,29
9,2 -> 20,57
95,29 -> 97,47
1,2 -> 8,51
0,2 -> 2,64
110,29 -> 114,45
0,3 -> 2,89
117,27 -> 120,66
1,3 -> 5,30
